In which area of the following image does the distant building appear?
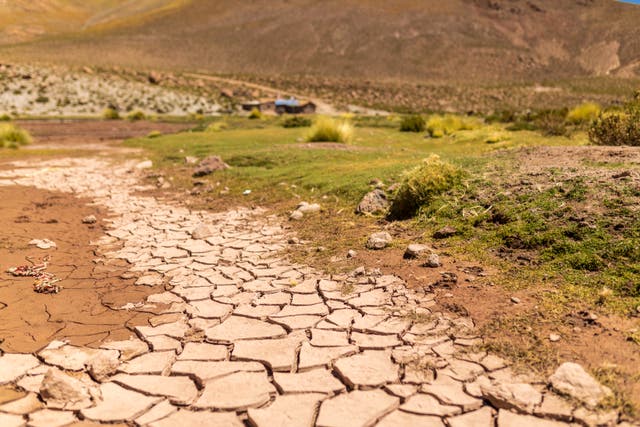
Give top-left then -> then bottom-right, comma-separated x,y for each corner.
242,97 -> 315,115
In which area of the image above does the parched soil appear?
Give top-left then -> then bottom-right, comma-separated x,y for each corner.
16,119 -> 194,150
0,185 -> 161,353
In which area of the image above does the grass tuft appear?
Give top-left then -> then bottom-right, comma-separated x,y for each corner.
427,114 -> 480,137
389,154 -> 463,219
306,116 -> 354,143
102,108 -> 120,120
127,111 -> 147,121
0,123 -> 32,148
248,108 -> 263,120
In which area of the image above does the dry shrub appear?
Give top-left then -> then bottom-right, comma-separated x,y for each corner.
0,123 -> 32,148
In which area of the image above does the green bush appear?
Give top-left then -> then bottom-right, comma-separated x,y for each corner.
589,92 -> 640,146
567,102 -> 601,124
127,111 -> 146,121
589,112 -> 640,146
306,116 -> 354,143
282,115 -> 312,128
103,108 -> 120,120
0,123 -> 32,148
248,108 -> 263,120
426,115 -> 479,138
399,114 -> 426,132
35,95 -> 49,104
147,130 -> 162,139
389,154 -> 463,219
0,114 -> 11,121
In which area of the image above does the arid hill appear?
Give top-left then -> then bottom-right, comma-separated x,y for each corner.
2,0 -> 640,84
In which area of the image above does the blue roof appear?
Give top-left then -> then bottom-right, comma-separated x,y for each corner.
275,98 -> 300,107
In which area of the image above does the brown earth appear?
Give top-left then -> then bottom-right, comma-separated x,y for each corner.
0,185 -> 163,353
4,0 -> 640,83
16,119 -> 193,150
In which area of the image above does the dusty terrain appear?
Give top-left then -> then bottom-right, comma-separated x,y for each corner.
0,123 -> 631,426
0,186 -> 159,353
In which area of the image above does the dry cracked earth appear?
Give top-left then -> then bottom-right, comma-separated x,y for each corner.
0,154 -> 634,427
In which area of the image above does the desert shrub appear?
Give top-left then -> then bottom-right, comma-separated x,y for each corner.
103,108 -> 120,120
388,154 -> 463,219
567,102 -> 601,124
485,110 -> 517,124
282,115 -> 312,128
306,116 -> 354,143
400,114 -> 426,132
35,95 -> 49,104
535,110 -> 568,136
426,115 -> 479,138
0,114 -> 11,121
248,108 -> 263,120
589,112 -> 640,146
0,123 -> 32,148
127,111 -> 146,121
147,131 -> 162,139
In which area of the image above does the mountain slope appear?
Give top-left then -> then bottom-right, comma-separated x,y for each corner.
2,0 -> 640,83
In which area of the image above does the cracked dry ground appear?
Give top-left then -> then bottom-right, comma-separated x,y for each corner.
0,156 -> 633,427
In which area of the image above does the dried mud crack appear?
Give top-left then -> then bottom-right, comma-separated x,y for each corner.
0,157 -> 631,426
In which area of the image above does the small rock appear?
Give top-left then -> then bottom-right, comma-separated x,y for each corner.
82,215 -> 97,224
290,210 -> 304,221
549,334 -> 561,342
184,156 -> 198,165
356,189 -> 389,215
135,160 -> 153,170
347,250 -> 357,258
192,156 -> 230,177
191,223 -> 213,239
243,189 -> 252,195
297,202 -> 321,214
549,362 -> 612,408
423,253 -> 441,268
403,244 -> 431,259
366,232 -> 392,250
288,237 -> 300,245
28,239 -> 57,249
511,297 -> 521,304
433,226 -> 458,239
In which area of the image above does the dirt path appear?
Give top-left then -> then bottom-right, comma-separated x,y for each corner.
0,152 -> 629,425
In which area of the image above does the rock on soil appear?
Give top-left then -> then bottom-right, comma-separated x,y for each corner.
366,232 -> 392,250
423,253 -> 441,268
81,215 -> 97,224
297,202 -> 322,214
433,226 -> 458,239
356,189 -> 389,215
192,156 -> 230,177
549,362 -> 612,408
404,244 -> 431,259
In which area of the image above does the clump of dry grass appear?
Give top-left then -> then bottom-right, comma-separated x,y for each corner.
306,116 -> 354,143
0,123 -> 32,148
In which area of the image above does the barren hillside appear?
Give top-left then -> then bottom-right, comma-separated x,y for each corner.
2,0 -> 640,83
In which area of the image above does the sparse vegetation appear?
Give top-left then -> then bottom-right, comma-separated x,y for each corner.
0,123 -> 32,148
0,114 -> 11,121
399,114 -> 425,132
206,121 -> 228,132
147,130 -> 162,138
389,154 -> 463,219
282,115 -> 311,128
306,116 -> 354,143
426,115 -> 480,138
103,108 -> 120,120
